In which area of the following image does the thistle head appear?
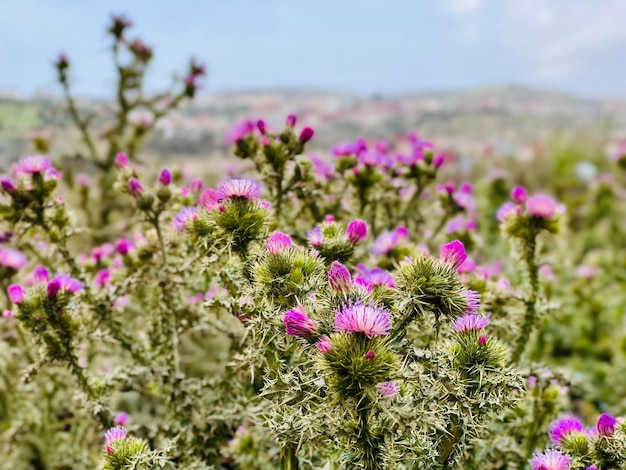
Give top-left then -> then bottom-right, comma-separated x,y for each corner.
597,413 -> 617,437
549,416 -> 585,445
530,450 -> 571,470
440,240 -> 467,270
334,302 -> 391,338
217,178 -> 260,200
8,284 -> 26,304
283,305 -> 317,337
328,261 -> 352,293
265,232 -> 292,254
345,219 -> 368,244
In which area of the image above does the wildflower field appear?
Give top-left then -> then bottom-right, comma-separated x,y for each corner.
2,15 -> 626,470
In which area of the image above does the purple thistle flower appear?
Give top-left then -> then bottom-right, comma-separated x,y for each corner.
597,413 -> 617,437
217,178 -> 260,200
299,127 -> 315,143
354,265 -> 395,289
226,120 -> 256,144
549,416 -> 585,444
440,240 -> 467,270
586,466 -> 598,470
335,302 -> 391,338
94,269 -> 111,288
309,155 -> 334,180
1,176 -> 16,194
257,119 -> 267,134
283,305 -> 317,337
372,230 -> 398,256
346,219 -> 368,244
452,314 -> 489,332
173,206 -> 198,232
190,178 -> 204,193
104,426 -> 127,453
307,227 -> 325,247
0,248 -> 27,270
265,232 -> 292,254
48,275 -> 83,296
128,178 -> 144,197
18,155 -> 52,174
76,173 -> 91,187
463,289 -> 481,315
33,265 -> 49,283
376,381 -> 399,398
332,141 -> 359,156
328,261 -> 352,293
114,412 -> 129,426
115,153 -> 129,169
158,168 -> 172,185
8,284 -> 26,304
199,188 -> 221,210
316,335 -> 333,353
115,238 -> 133,255
527,195 -> 557,219
286,114 -> 297,128
432,153 -> 445,168
496,202 -> 518,222
530,450 -> 571,470
511,185 -> 528,204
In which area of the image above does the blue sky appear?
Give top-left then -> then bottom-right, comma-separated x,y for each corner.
2,0 -> 625,98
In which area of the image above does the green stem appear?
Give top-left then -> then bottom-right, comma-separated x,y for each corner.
355,395 -> 382,470
512,235 -> 539,362
279,444 -> 300,470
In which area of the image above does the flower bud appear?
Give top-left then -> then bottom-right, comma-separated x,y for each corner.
128,178 -> 144,197
440,240 -> 467,270
265,232 -> 292,254
8,284 -> 26,304
364,350 -> 376,360
511,185 -> 528,204
286,114 -> 297,128
115,153 -> 129,169
114,412 -> 130,426
316,335 -> 333,353
158,168 -> 172,185
115,239 -> 133,255
34,265 -> 49,283
257,119 -> 267,135
283,305 -> 317,337
1,176 -> 16,194
299,127 -> 315,143
47,279 -> 61,297
345,219 -> 368,244
328,261 -> 352,293
137,193 -> 154,211
597,413 -> 617,437
432,153 -> 445,168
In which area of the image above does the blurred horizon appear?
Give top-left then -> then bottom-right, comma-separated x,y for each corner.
2,0 -> 626,100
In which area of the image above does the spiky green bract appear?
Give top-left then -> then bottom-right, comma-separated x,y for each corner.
560,432 -> 591,458
501,209 -> 561,238
252,247 -> 326,309
312,221 -> 356,264
101,436 -> 150,470
322,333 -> 397,401
211,198 -> 270,254
393,255 -> 468,334
450,334 -> 508,370
14,286 -> 81,360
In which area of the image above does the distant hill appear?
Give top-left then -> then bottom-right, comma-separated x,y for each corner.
1,85 -> 625,165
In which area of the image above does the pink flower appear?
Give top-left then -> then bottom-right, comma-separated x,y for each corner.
18,155 -> 52,174
128,178 -> 144,197
526,195 -> 557,219
265,232 -> 292,254
115,239 -> 133,255
158,168 -> 172,185
432,154 -> 445,168
354,265 -> 395,289
511,185 -> 528,204
114,412 -> 129,426
440,240 -> 467,270
173,206 -> 198,232
286,114 -> 297,128
33,265 -> 49,283
307,227 -> 325,247
376,381 -> 399,398
115,153 -> 129,169
345,219 -> 368,244
0,248 -> 26,270
316,335 -> 333,353
497,202 -> 518,222
283,305 -> 317,337
328,261 -> 352,293
47,275 -> 83,297
226,120 -> 255,143
76,173 -> 91,187
104,426 -> 126,453
8,284 -> 26,304
299,127 -> 315,143
309,155 -> 334,180
549,416 -> 584,444
217,178 -> 260,200
94,269 -> 111,288
199,188 -> 221,210
335,302 -> 391,338
530,450 -> 571,470
372,231 -> 398,256
452,314 -> 489,332
597,413 -> 617,437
